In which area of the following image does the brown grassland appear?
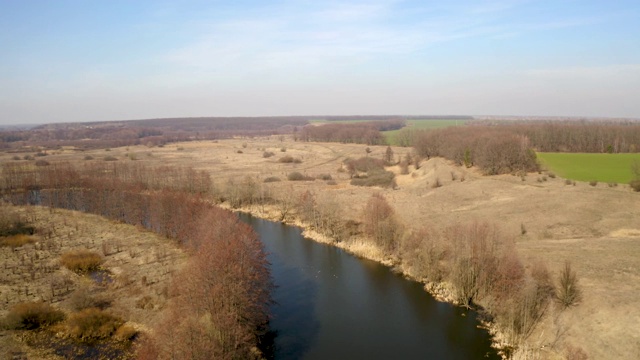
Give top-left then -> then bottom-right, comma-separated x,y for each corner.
1,134 -> 639,359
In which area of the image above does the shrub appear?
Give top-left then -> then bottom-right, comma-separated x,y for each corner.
263,176 -> 281,183
280,147 -> 286,152
3,302 -> 65,330
23,155 -> 34,160
263,151 -> 275,158
350,169 -> 396,188
400,161 -> 409,175
84,155 -> 94,160
318,174 -> 333,181
431,178 -> 442,188
288,172 -> 314,181
326,180 -> 337,185
279,155 -> 301,163
177,146 -> 184,151
0,234 -> 35,248
35,159 -> 50,166
61,250 -> 103,273
35,151 -> 48,157
69,287 -> 112,311
66,308 -> 124,342
114,324 -> 138,342
556,261 -> 582,308
589,180 -> 597,187
236,150 -> 243,154
346,157 -> 386,174
607,182 -> 617,187
104,156 -> 118,161
12,155 -> 20,160
548,172 -> 556,178
565,179 -> 573,185
629,179 -> 640,192
242,143 -> 248,148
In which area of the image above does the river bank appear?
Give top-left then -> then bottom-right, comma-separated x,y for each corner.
220,202 -> 514,359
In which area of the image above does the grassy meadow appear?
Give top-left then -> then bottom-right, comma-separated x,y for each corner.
537,152 -> 640,183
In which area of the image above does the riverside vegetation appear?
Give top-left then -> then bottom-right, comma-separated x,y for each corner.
2,117 -> 640,359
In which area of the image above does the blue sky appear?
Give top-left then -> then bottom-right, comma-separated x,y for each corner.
1,0 -> 639,124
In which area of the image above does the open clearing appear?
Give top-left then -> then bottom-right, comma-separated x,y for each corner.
2,137 -> 639,359
537,152 -> 640,183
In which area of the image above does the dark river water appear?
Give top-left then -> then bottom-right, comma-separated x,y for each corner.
240,213 -> 500,360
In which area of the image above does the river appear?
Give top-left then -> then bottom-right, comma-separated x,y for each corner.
240,213 -> 500,360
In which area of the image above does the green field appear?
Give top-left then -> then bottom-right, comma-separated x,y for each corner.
383,119 -> 468,145
537,152 -> 640,183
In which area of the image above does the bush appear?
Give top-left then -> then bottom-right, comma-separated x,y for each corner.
114,324 -> 138,342
35,159 -> 50,166
548,172 -> 556,178
280,147 -> 286,152
326,180 -> 337,185
61,250 -> 103,273
346,157 -> 386,174
12,155 -> 21,160
565,179 -> 573,185
69,287 -> 112,311
236,150 -> 243,154
431,177 -> 442,188
630,179 -> 640,192
556,261 -> 582,308
279,155 -> 301,163
0,234 -> 35,248
263,151 -> 275,158
3,302 -> 65,330
104,156 -> 118,161
84,155 -> 94,160
589,180 -> 598,187
23,155 -> 34,160
66,308 -> 124,342
318,174 -> 333,181
350,169 -> 396,188
288,172 -> 314,181
263,176 -> 281,183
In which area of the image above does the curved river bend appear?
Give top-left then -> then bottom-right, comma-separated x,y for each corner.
240,214 -> 500,360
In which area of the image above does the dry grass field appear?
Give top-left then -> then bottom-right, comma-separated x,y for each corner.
0,206 -> 186,359
2,136 -> 639,359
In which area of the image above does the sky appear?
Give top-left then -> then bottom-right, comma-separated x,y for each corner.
1,0 -> 639,124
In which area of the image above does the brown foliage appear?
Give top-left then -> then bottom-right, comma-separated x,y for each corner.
0,234 -> 35,248
413,127 -> 538,175
66,308 -> 124,342
143,210 -> 272,359
60,250 -> 104,273
2,302 -> 65,330
362,193 -> 401,252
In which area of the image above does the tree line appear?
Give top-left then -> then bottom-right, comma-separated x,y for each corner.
297,120 -> 404,145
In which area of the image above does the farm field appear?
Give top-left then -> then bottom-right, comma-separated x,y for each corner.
383,119 -> 468,144
537,152 -> 640,183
